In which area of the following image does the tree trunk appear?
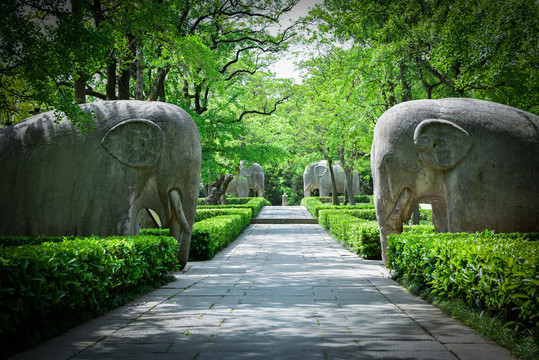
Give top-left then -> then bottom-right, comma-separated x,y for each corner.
327,158 -> 340,206
74,74 -> 86,103
106,57 -> 117,100
71,0 -> 86,104
135,45 -> 144,100
339,147 -> 356,206
147,66 -> 169,101
118,63 -> 130,99
411,205 -> 420,225
205,174 -> 234,205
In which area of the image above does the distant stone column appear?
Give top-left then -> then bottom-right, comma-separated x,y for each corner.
282,194 -> 288,206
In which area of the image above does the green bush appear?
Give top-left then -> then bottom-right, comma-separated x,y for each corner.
198,197 -> 252,205
318,209 -> 377,226
319,195 -> 373,204
318,212 -> 380,259
301,197 -> 375,218
195,208 -> 252,222
319,210 -> 435,260
0,235 -> 178,336
198,197 -> 270,217
190,214 -> 250,260
388,231 -> 539,330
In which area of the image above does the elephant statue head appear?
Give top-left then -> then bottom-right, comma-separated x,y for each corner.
371,98 -> 539,264
0,100 -> 201,268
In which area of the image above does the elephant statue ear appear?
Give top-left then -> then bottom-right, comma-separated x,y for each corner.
101,119 -> 164,168
414,119 -> 471,170
315,165 -> 328,177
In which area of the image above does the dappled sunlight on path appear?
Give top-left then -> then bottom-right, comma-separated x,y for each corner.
11,206 -> 513,360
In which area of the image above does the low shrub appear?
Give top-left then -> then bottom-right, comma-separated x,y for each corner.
198,197 -> 270,217
319,210 -> 435,260
198,197 -> 252,205
190,214 -> 250,260
318,209 -> 377,226
0,235 -> 178,337
195,208 -> 252,222
301,197 -> 375,219
388,231 -> 539,330
318,195 -> 373,204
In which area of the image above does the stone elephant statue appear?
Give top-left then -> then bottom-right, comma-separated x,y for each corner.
371,98 -> 539,264
303,160 -> 359,197
226,161 -> 264,197
0,100 -> 201,268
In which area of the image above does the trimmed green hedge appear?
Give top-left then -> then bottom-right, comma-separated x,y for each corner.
301,197 -> 374,219
0,235 -> 178,335
318,209 -> 377,225
319,209 -> 435,260
198,197 -> 270,217
388,231 -> 539,329
190,214 -> 250,260
318,195 -> 373,204
198,197 -> 252,206
195,208 -> 252,222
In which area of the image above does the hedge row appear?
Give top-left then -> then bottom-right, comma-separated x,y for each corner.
198,197 -> 252,206
318,209 -> 435,260
0,235 -> 178,335
190,214 -> 251,260
301,197 -> 374,219
318,195 -> 373,204
195,208 -> 252,222
198,197 -> 270,218
388,231 -> 539,329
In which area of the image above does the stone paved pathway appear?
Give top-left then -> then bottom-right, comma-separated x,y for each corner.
11,206 -> 514,360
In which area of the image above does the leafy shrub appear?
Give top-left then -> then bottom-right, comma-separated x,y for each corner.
318,209 -> 377,226
319,212 -> 378,259
198,197 -> 252,205
388,231 -> 539,330
195,208 -> 252,222
318,195 -> 373,204
419,208 -> 432,221
190,214 -> 250,260
301,197 -> 374,218
198,197 -> 270,217
0,235 -> 178,336
319,210 -> 435,260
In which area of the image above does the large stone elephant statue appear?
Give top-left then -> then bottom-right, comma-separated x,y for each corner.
0,100 -> 201,268
371,98 -> 539,264
303,160 -> 359,197
226,161 -> 264,197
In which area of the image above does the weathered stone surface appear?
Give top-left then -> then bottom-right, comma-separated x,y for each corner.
0,100 -> 201,266
303,160 -> 360,197
371,98 -> 539,263
226,161 -> 265,197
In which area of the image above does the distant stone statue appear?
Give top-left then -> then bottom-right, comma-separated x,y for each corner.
226,161 -> 265,197
303,161 -> 359,197
0,101 -> 202,267
371,98 -> 539,264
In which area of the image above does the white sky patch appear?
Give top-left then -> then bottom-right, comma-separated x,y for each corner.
270,0 -> 323,82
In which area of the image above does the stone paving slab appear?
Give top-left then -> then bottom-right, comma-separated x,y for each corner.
11,207 -> 515,360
